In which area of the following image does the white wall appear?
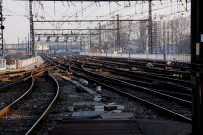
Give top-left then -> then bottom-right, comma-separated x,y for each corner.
0,59 -> 6,70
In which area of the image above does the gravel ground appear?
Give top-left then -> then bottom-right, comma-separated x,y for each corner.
0,78 -> 32,110
31,56 -> 190,135
85,79 -> 170,120
34,72 -> 93,135
0,72 -> 56,135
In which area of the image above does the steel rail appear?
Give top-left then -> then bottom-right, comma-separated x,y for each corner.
44,56 -> 191,105
0,68 -> 35,79
83,63 -> 191,92
25,68 -> 59,135
69,65 -> 192,123
87,59 -> 191,82
81,60 -> 191,87
0,66 -> 48,117
80,65 -> 192,105
0,68 -> 37,117
0,66 -> 48,92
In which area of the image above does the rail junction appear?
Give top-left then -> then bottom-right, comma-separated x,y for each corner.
0,0 -> 203,135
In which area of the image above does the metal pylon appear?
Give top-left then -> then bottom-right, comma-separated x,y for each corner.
0,0 -> 4,57
29,1 -> 35,56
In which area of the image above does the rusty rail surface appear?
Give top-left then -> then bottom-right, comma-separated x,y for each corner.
25,68 -> 60,135
0,66 -> 48,117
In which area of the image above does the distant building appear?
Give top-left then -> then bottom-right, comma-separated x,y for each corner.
151,15 -> 190,54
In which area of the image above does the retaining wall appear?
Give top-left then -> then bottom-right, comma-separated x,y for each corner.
17,57 -> 38,69
0,59 -> 6,70
6,57 -> 38,70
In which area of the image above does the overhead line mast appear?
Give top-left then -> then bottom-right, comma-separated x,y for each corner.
0,0 -> 4,57
29,0 -> 35,56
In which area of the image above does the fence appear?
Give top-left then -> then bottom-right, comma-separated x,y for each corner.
80,52 -> 191,63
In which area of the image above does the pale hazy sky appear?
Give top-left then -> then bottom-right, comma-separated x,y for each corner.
3,0 -> 190,44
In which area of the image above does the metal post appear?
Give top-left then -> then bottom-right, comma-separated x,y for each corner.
18,37 -> 19,52
42,40 -> 44,54
49,41 -> 51,53
66,41 -> 68,54
191,0 -> 203,135
90,29 -> 92,53
148,0 -> 153,54
57,41 -> 58,52
29,1 -> 35,56
28,33 -> 29,55
0,0 -> 4,57
117,14 -> 120,53
80,36 -> 82,52
22,41 -> 23,51
25,37 -> 27,53
112,16 -> 116,53
71,39 -> 72,55
99,23 -> 101,53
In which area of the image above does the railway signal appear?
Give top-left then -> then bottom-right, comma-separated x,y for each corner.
46,36 -> 50,42
55,36 -> 59,42
37,36 -> 40,41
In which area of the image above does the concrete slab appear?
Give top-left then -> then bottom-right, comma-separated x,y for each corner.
113,110 -> 122,113
73,102 -> 105,106
94,106 -> 104,111
61,76 -> 96,95
137,119 -> 192,135
93,95 -> 102,102
101,112 -> 135,120
71,111 -> 104,117
51,120 -> 142,135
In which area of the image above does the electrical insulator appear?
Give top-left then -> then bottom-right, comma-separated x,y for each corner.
37,36 -> 40,41
55,36 -> 59,42
46,36 -> 50,42
64,36 -> 69,42
74,36 -> 78,42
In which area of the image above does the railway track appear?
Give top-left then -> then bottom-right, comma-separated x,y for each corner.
70,65 -> 192,123
0,66 -> 49,112
0,67 -> 59,135
63,55 -> 191,79
82,56 -> 190,72
53,56 -> 192,101
83,65 -> 191,101
43,55 -> 192,123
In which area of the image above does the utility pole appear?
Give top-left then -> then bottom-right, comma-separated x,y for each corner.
71,39 -> 72,55
191,0 -> 203,135
116,14 -> 120,53
66,40 -> 68,54
28,33 -> 30,55
112,16 -> 116,53
25,37 -> 27,53
29,1 -> 35,56
90,29 -> 92,52
22,41 -> 24,51
0,0 -> 4,57
18,37 -> 19,52
148,0 -> 153,54
80,36 -> 82,52
57,42 -> 58,52
99,23 -> 101,53
42,40 -> 44,54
